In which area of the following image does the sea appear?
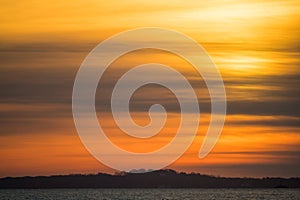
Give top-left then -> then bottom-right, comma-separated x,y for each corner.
0,188 -> 299,200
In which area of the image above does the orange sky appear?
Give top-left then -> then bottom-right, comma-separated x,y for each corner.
0,0 -> 300,178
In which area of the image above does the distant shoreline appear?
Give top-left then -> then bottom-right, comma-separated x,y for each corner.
1,188 -> 300,190
1,169 -> 299,189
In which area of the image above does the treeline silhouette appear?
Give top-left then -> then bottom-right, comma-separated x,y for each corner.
0,169 -> 299,188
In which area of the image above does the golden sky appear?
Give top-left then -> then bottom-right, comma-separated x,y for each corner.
0,0 -> 300,177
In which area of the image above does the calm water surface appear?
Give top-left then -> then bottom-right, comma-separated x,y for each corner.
0,189 -> 299,200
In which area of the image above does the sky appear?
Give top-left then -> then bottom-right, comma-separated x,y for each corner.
0,0 -> 300,178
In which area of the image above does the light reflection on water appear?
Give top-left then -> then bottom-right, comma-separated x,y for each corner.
0,189 -> 299,200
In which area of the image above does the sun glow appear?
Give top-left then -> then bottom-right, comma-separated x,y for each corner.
0,0 -> 299,177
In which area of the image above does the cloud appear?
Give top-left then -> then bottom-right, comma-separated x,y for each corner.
0,39 -> 299,139
177,162 -> 300,178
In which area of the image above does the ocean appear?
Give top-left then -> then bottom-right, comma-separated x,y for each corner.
0,188 -> 299,200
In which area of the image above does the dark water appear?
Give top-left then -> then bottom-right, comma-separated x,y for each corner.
0,189 -> 299,200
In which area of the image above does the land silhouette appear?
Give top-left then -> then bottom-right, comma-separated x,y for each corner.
0,169 -> 299,189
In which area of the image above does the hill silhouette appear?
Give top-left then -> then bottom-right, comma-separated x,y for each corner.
0,169 -> 299,188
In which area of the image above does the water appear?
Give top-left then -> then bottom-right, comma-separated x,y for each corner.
0,189 -> 299,200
